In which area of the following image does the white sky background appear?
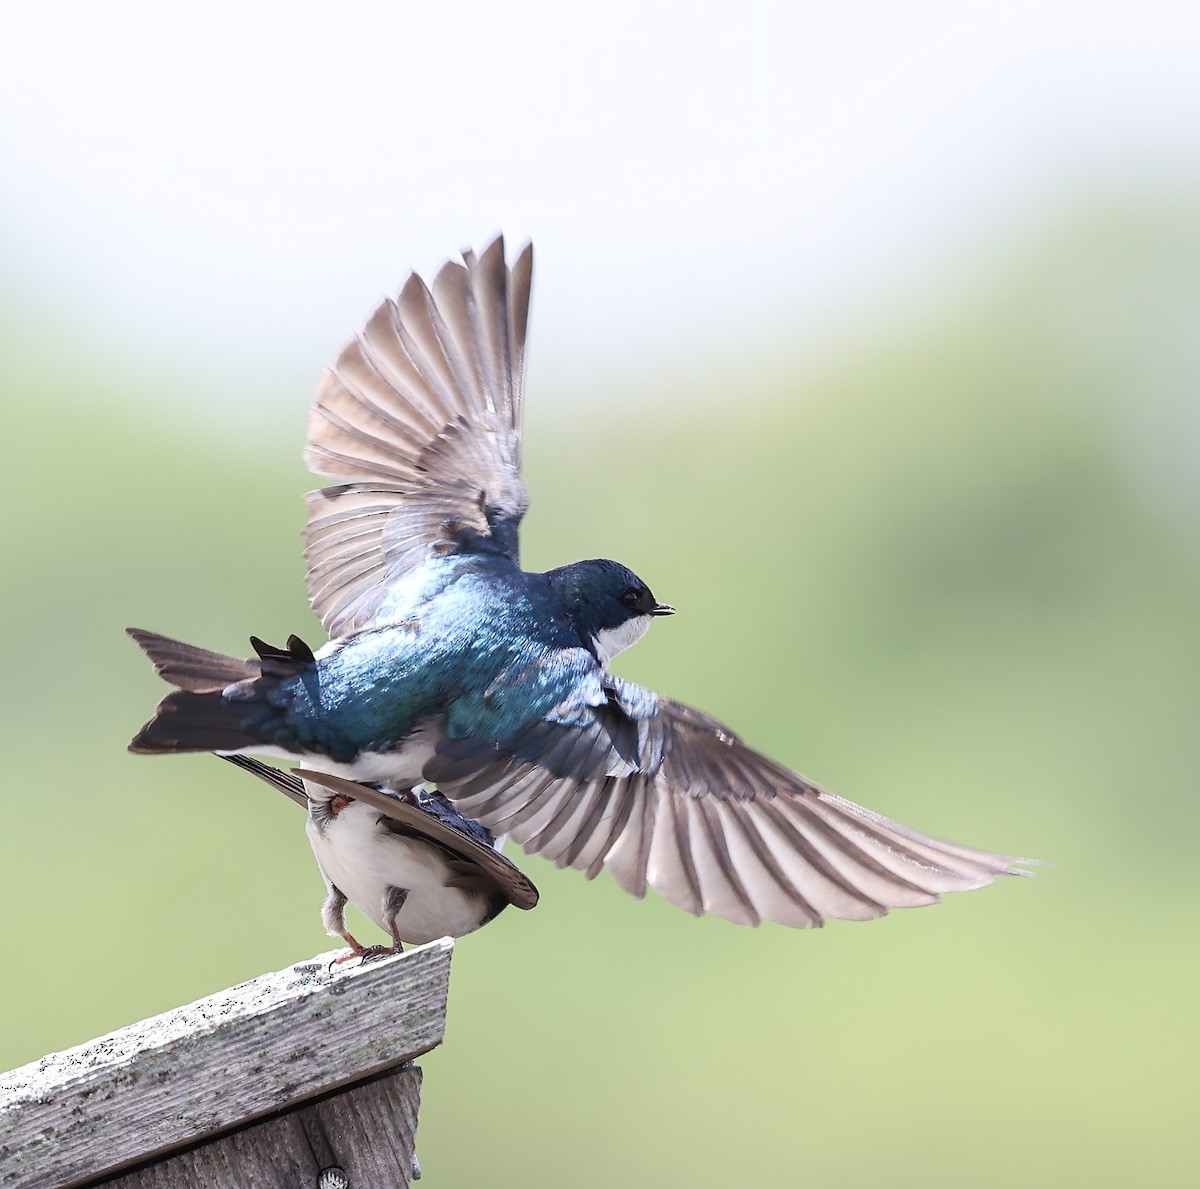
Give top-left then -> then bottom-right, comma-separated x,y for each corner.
2,1 -> 1200,417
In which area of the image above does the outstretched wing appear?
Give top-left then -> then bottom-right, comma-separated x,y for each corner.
304,235 -> 533,637
424,681 -> 1036,929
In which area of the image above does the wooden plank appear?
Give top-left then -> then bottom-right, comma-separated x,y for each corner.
0,940 -> 452,1189
107,1065 -> 423,1188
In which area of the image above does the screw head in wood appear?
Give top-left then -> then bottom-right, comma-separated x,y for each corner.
318,1167 -> 349,1189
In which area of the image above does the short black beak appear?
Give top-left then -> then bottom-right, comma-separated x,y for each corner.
650,602 -> 675,617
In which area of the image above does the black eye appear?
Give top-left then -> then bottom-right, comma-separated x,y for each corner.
621,588 -> 642,609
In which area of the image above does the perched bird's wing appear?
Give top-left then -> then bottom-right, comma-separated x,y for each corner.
294,768 -> 539,911
221,755 -> 538,910
425,680 -> 1036,929
220,754 -> 308,807
304,235 -> 533,636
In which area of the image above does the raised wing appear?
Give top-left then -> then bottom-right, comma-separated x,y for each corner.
425,685 -> 1035,929
304,235 -> 533,637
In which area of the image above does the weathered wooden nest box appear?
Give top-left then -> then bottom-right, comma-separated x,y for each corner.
0,939 -> 453,1188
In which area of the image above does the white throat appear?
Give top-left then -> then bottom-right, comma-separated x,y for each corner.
592,615 -> 651,667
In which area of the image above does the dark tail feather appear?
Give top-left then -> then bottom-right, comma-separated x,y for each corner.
129,688 -> 268,754
127,627 -> 256,692
128,627 -> 260,753
127,627 -> 315,756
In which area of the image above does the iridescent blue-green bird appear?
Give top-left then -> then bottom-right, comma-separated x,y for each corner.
130,235 -> 1032,952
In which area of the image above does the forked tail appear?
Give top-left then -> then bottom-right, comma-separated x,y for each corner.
127,627 -> 312,755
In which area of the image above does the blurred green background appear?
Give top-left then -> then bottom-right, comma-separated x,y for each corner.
2,191 -> 1197,1187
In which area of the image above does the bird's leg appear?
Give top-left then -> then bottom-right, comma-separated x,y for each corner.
354,886 -> 410,963
322,885 -> 371,968
383,886 -> 409,953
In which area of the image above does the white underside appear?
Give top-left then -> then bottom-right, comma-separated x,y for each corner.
220,721 -> 439,786
304,796 -> 495,945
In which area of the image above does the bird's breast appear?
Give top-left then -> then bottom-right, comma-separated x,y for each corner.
305,800 -> 497,944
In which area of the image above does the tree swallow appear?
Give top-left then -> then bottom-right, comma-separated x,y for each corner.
221,755 -> 537,955
130,235 -> 1033,937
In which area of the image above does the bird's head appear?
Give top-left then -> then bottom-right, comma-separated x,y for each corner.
545,559 -> 674,665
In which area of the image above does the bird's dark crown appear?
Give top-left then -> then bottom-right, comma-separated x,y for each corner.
544,559 -> 672,637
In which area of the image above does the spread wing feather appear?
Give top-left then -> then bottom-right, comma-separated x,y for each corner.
304,236 -> 533,637
426,685 -> 1035,929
